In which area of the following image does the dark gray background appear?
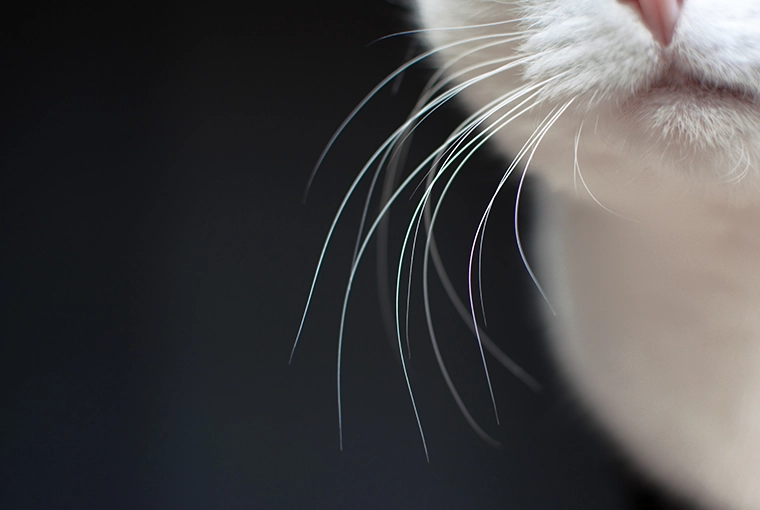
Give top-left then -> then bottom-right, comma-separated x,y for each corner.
3,1 -> 636,508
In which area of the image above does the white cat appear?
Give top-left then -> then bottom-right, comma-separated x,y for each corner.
412,1 -> 760,508
299,1 -> 760,508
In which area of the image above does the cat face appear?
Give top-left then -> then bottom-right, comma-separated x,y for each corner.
414,0 -> 760,187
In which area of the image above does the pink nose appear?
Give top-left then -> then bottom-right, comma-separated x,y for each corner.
622,0 -> 683,46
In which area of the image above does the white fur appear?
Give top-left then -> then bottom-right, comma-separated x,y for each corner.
412,1 -> 760,508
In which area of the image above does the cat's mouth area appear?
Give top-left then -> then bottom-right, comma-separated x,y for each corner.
615,71 -> 760,149
640,73 -> 759,105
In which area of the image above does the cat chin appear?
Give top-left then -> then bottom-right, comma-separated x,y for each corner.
450,93 -> 760,205
618,81 -> 760,147
600,102 -> 760,191
490,89 -> 760,198
528,76 -> 760,189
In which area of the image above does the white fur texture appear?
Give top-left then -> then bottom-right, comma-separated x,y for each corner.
413,1 -> 760,508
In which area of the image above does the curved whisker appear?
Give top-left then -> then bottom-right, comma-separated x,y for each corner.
466,99 -> 576,374
511,100 -> 577,317
328,82 -> 543,454
400,90 -> 553,432
303,32 -> 525,203
329,83 -> 549,454
423,229 -> 542,391
371,18 -> 533,45
294,58 -> 521,363
297,18 -> 571,453
573,121 -> 631,219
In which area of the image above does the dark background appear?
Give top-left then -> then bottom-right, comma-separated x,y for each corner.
3,1 -> 634,508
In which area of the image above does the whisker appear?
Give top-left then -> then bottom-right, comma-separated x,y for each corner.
293,57 -> 515,363
466,99 -> 576,368
332,82 -> 549,453
390,39 -> 420,96
303,32 -> 524,203
298,29 -> 561,454
403,112 -> 494,349
574,122 -> 633,220
373,44 -> 541,353
388,86 -> 542,352
375,43 -> 534,352
464,105 -> 567,425
371,18 -> 532,45
422,251 -> 503,447
424,49 -> 542,107
424,228 -> 542,391
512,100 -> 577,317
400,89 -> 556,431
377,37 -> 534,201
303,58 -> 548,356
329,80 -> 537,453
470,90 -> 572,335
399,81 -> 556,355
350,146 -> 393,267
476,217 -> 489,327
721,145 -> 751,185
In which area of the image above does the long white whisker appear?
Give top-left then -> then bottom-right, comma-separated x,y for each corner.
462,106 -> 564,425
335,152 -> 442,458
333,82 -> 545,455
512,100 -> 577,317
476,104 -> 569,270
376,43 -> 534,346
394,77 -> 572,437
386,84 -> 538,352
423,50 -> 541,109
294,55 -> 555,365
466,99 -> 575,381
293,61 -> 503,363
423,55 -> 556,327
400,91 -> 554,431
330,81 -> 534,453
573,122 -> 580,197
476,218 -> 489,327
303,32 -> 524,202
400,81 -> 555,361
302,42 -> 565,455
574,121 -> 630,218
422,248 -> 503,447
472,101 -> 575,332
464,98 -> 573,359
350,146 -> 394,266
403,111 -> 491,351
371,18 -> 533,44
414,89 -> 543,392
425,233 -> 541,391
379,38 -> 533,202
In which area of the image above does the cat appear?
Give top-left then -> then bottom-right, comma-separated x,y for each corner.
297,1 -> 760,509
